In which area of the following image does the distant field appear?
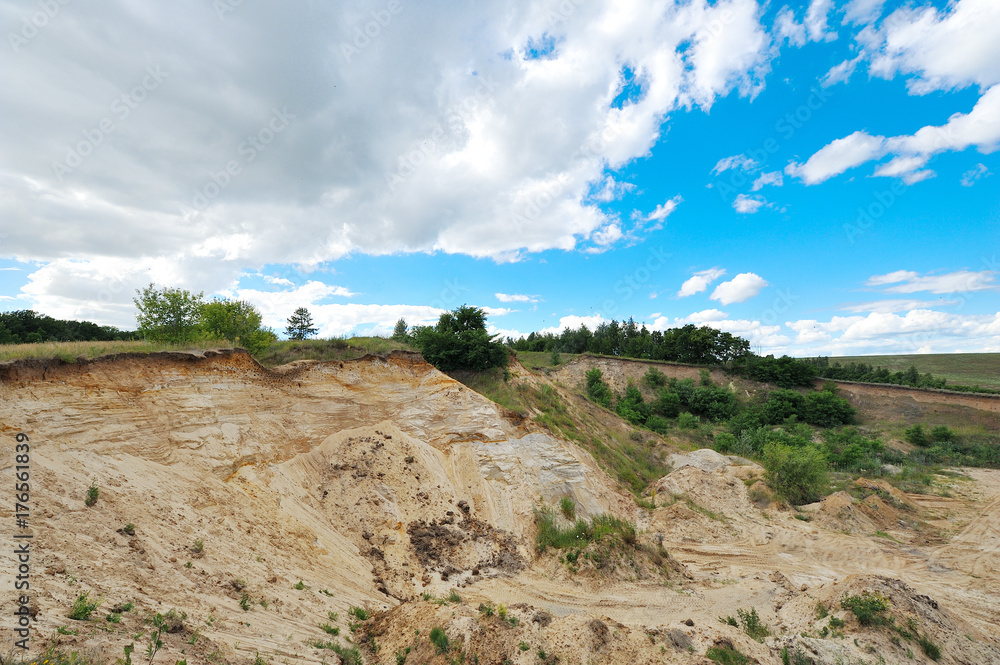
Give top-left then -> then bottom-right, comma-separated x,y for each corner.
0,339 -> 234,363
828,353 -> 1000,390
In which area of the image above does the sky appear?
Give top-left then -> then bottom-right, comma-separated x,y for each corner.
0,0 -> 998,357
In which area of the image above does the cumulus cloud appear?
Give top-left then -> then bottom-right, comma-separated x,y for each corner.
710,272 -> 769,304
805,0 -> 837,42
773,8 -> 806,47
838,298 -> 961,313
677,267 -> 726,298
0,0 -> 778,321
733,193 -> 766,213
865,0 -> 1000,94
538,313 -> 608,335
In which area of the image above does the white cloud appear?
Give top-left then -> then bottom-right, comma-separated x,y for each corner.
805,0 -> 837,42
865,0 -> 1000,94
733,193 -> 766,213
961,163 -> 992,186
481,306 -> 512,317
821,57 -> 861,87
711,154 -> 757,174
674,308 -> 729,323
710,272 -> 769,304
641,195 -> 683,223
263,275 -> 295,287
538,314 -> 608,335
773,8 -> 806,47
496,293 -> 538,303
677,267 -> 726,297
865,269 -> 998,294
838,298 -> 961,313
0,0 -> 780,319
750,171 -> 782,191
844,0 -> 885,25
785,131 -> 887,184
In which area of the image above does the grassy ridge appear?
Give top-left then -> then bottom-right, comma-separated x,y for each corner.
0,339 -> 235,363
829,353 -> 1000,390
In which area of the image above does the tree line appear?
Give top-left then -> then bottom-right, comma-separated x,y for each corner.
0,310 -> 134,344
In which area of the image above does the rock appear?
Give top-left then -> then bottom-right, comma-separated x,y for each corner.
667,629 -> 692,650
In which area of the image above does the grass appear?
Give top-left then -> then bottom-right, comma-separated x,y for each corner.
256,336 -> 415,366
534,507 -> 637,552
0,339 -> 235,364
705,644 -> 754,665
429,626 -> 450,654
68,591 -> 100,621
190,538 -> 204,554
829,353 -> 1000,390
842,592 -> 891,626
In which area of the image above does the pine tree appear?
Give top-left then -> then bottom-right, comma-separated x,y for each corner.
392,318 -> 408,340
285,307 -> 318,340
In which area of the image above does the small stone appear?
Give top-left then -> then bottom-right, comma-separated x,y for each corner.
683,619 -> 694,627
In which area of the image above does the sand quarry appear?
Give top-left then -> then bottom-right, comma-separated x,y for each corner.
1,349 -> 998,664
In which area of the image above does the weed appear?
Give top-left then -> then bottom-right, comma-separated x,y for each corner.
190,539 -> 204,554
252,653 -> 269,665
321,623 -> 340,637
56,626 -> 78,635
478,602 -> 495,618
519,642 -> 529,652
123,523 -> 136,536
737,607 -> 769,642
705,644 -> 753,665
348,606 -> 370,621
319,589 -> 334,597
239,593 -> 253,612
69,591 -> 101,621
815,602 -> 829,619
430,626 -> 450,654
85,483 -> 99,507
559,496 -> 576,520
395,647 -> 411,665
842,592 -> 891,626
917,634 -> 941,661
829,616 -> 845,629
230,578 -> 247,591
293,580 -> 308,590
446,589 -> 462,604
794,513 -> 812,522
328,611 -> 339,622
184,561 -> 192,569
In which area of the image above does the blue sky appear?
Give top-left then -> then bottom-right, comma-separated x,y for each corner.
0,0 -> 998,355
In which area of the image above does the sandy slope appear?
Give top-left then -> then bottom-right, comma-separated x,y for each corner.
0,350 -> 998,665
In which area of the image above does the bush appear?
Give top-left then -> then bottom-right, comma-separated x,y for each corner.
762,443 -> 828,505
643,367 -> 667,388
823,428 -> 885,473
706,644 -> 754,665
917,633 -> 941,660
714,432 -> 737,454
585,368 -> 614,408
616,384 -> 651,425
930,425 -> 955,443
801,389 -> 855,427
429,626 -> 449,654
841,591 -> 891,626
760,389 -> 805,425
645,414 -> 670,434
677,412 -> 700,429
905,424 -> 931,447
727,409 -> 763,436
69,591 -> 101,620
559,496 -> 576,520
85,483 -> 99,507
689,386 -> 737,422
736,607 -> 769,642
652,388 -> 681,418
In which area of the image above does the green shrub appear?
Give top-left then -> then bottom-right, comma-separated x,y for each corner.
429,626 -> 450,654
643,367 -> 667,388
585,368 -> 614,408
652,388 -> 681,418
841,591 -> 891,626
917,633 -> 941,660
905,424 -> 931,447
930,425 -> 955,443
762,442 -> 828,505
412,305 -> 508,372
714,432 -> 737,454
706,644 -> 753,665
761,389 -> 805,425
689,386 -> 737,422
645,414 -> 671,434
801,389 -> 855,427
85,483 -> 99,507
190,538 -> 204,554
677,412 -> 700,429
321,623 -> 339,636
559,496 -> 576,520
736,607 -> 769,642
348,606 -> 370,621
534,507 -> 638,552
122,523 -> 136,536
69,591 -> 100,620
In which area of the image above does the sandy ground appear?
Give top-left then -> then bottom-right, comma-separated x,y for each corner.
0,350 -> 998,665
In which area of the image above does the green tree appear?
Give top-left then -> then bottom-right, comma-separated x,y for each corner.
412,305 -> 508,371
201,299 -> 276,355
285,307 -> 318,340
133,284 -> 205,343
392,318 -> 409,341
